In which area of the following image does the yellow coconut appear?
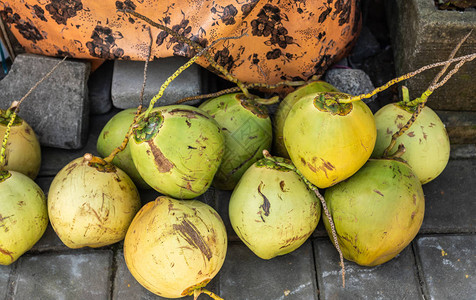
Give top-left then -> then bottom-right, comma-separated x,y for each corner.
273,81 -> 339,158
124,196 -> 227,298
0,170 -> 48,265
0,110 -> 41,180
283,92 -> 376,188
371,103 -> 450,184
48,154 -> 141,248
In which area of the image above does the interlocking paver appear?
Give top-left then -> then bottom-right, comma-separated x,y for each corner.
0,264 -> 12,299
213,189 -> 239,242
111,58 -> 202,109
38,111 -> 114,177
0,54 -> 90,149
12,250 -> 112,299
218,241 -> 317,300
421,160 -> 476,233
88,60 -> 113,115
416,235 -> 475,300
314,239 -> 422,299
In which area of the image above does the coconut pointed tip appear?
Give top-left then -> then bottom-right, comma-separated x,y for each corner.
83,153 -> 93,161
262,149 -> 271,158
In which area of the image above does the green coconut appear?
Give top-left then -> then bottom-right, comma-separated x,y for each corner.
124,196 -> 227,298
199,93 -> 272,190
371,103 -> 450,184
283,92 -> 376,188
0,170 -> 48,265
323,159 -> 425,267
0,110 -> 41,180
273,81 -> 339,158
130,105 -> 225,199
97,108 -> 150,189
47,154 -> 141,249
229,157 -> 320,259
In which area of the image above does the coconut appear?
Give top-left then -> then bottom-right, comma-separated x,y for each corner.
47,154 -> 141,249
283,92 -> 376,188
0,170 -> 48,265
273,81 -> 339,158
0,110 -> 41,180
323,159 -> 425,267
97,108 -> 150,189
130,105 -> 224,199
371,103 -> 450,184
199,93 -> 272,190
124,196 -> 227,298
229,157 -> 320,259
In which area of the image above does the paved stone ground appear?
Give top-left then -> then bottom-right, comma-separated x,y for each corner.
1,1 -> 475,299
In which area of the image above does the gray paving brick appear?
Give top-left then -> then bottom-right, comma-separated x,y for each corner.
111,58 -> 202,109
0,54 -> 90,149
213,189 -> 239,242
450,144 -> 476,160
88,61 -> 113,115
0,264 -> 13,299
416,235 -> 476,300
421,159 -> 476,234
12,250 -> 112,299
113,250 -> 217,300
218,241 -> 317,300
314,239 -> 422,299
39,110 -> 116,177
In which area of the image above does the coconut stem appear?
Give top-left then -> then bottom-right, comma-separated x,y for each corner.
103,28 -> 153,164
338,52 -> 476,104
193,288 -> 224,300
103,105 -> 143,164
262,150 -> 346,288
0,108 -> 16,168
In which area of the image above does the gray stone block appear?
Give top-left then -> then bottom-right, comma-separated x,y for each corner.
88,60 -> 113,115
450,144 -> 476,160
416,235 -> 476,300
324,68 -> 375,99
314,239 -> 422,299
112,57 -> 203,109
39,109 -> 116,177
324,68 -> 378,112
218,241 -> 317,300
386,0 -> 476,111
437,111 -> 476,144
12,251 -> 112,299
0,53 -> 90,149
0,264 -> 13,299
213,189 -> 239,242
421,159 -> 476,234
113,249 -> 217,299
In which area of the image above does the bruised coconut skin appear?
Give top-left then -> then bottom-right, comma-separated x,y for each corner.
0,112 -> 41,180
130,105 -> 225,199
0,171 -> 48,265
274,81 -> 339,158
371,103 -> 450,184
199,93 -> 272,190
323,159 -> 425,267
124,196 -> 227,298
97,108 -> 150,189
47,155 -> 141,249
283,92 -> 376,188
229,158 -> 320,260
